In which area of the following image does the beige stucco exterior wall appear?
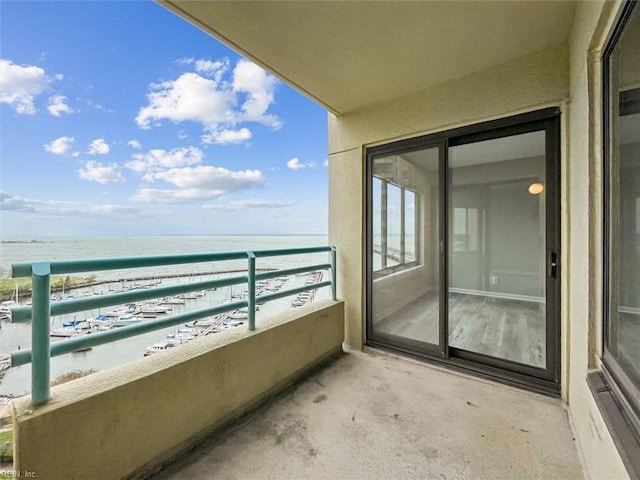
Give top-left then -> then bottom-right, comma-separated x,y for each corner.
566,1 -> 629,478
328,3 -> 632,476
328,43 -> 570,351
13,300 -> 344,480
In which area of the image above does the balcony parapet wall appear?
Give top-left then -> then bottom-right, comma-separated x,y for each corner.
12,299 -> 345,479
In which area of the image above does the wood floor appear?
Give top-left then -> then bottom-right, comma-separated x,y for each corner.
373,291 -> 546,368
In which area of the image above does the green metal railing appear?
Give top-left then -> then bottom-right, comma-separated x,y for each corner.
9,246 -> 337,406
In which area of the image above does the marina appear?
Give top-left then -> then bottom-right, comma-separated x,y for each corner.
0,235 -> 330,397
0,270 -> 328,397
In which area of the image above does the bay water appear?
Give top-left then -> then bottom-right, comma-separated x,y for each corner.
0,235 -> 329,397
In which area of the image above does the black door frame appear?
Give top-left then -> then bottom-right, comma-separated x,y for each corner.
365,108 -> 561,396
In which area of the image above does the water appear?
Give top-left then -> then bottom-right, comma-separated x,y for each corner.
0,235 -> 329,397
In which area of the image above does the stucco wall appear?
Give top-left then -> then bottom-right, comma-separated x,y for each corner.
328,42 -> 569,351
327,3 -> 632,476
566,1 -> 629,478
12,299 -> 345,480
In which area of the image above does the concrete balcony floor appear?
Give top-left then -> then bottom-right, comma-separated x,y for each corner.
155,349 -> 583,480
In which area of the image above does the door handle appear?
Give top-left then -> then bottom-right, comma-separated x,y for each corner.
548,251 -> 558,279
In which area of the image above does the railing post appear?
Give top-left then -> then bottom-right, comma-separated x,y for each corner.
247,252 -> 256,331
31,262 -> 51,406
331,246 -> 337,301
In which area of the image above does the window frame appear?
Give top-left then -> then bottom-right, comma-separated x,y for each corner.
365,107 -> 562,394
591,1 -> 640,476
371,175 -> 420,279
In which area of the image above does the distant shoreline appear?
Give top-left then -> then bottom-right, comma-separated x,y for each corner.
1,240 -> 53,244
0,268 -> 278,302
1,234 -> 328,241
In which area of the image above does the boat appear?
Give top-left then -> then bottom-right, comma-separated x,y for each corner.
193,314 -> 224,328
89,315 -> 111,330
112,315 -> 142,327
139,304 -> 171,315
50,327 -> 85,338
0,354 -> 10,371
222,318 -> 244,327
144,340 -> 176,356
160,297 -> 186,305
62,319 -> 91,329
103,307 -> 132,318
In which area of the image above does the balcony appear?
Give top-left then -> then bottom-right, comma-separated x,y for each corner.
2,246 -> 583,479
155,348 -> 583,480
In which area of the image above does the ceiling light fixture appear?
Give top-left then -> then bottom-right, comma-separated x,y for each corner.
528,182 -> 544,195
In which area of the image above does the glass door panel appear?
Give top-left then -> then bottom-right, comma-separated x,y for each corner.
448,131 -> 547,368
369,145 -> 442,352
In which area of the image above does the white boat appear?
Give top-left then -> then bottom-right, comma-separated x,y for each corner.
160,297 -> 186,305
103,307 -> 132,318
140,304 -> 171,314
144,340 -> 176,356
193,314 -> 225,328
51,327 -> 84,338
0,354 -> 10,371
112,315 -> 141,327
166,332 -> 196,343
228,310 -> 249,320
0,307 -> 11,322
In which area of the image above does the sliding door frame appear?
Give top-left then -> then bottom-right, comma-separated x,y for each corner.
366,107 -> 561,396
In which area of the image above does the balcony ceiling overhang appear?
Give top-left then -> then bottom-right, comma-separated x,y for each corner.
160,1 -> 576,116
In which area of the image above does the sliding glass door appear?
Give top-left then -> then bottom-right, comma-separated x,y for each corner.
367,110 -> 560,390
448,131 -> 547,368
368,144 -> 446,355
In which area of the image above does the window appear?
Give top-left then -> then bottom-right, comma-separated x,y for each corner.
452,207 -> 479,252
593,0 -> 640,474
371,156 -> 419,276
605,1 -> 640,390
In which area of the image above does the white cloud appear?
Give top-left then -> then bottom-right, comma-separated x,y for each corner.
47,95 -> 74,117
175,57 -> 194,66
130,188 -> 224,204
204,199 -> 296,211
128,139 -> 142,149
287,158 -> 304,170
195,58 -> 229,81
0,59 -> 50,114
87,138 -> 110,155
135,72 -> 235,129
84,99 -> 112,112
232,59 -> 280,128
144,165 -> 264,190
233,199 -> 295,208
77,161 -> 126,184
286,157 -> 317,170
132,165 -> 265,204
202,128 -> 252,145
135,58 -> 280,143
0,191 -> 140,217
323,158 -> 329,167
125,147 -> 203,173
0,192 -> 36,212
44,136 -> 75,155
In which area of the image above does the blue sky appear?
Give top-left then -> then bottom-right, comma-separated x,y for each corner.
0,1 -> 328,237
